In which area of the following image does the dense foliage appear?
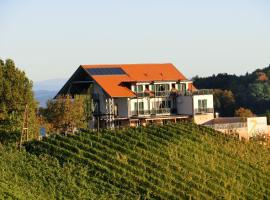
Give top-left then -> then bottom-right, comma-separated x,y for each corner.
193,64 -> 270,117
4,122 -> 265,199
39,95 -> 88,134
235,107 -> 254,118
0,59 -> 38,139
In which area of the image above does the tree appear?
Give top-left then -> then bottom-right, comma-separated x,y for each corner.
235,107 -> 255,118
214,89 -> 236,117
41,95 -> 87,133
0,60 -> 4,120
0,59 -> 38,139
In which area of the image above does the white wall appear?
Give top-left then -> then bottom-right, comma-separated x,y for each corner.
247,117 -> 268,137
193,94 -> 214,110
130,98 -> 150,110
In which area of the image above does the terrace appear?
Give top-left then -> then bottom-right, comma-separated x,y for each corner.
135,89 -> 213,98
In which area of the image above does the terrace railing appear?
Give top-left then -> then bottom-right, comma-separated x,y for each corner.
136,92 -> 151,98
134,89 -> 213,98
205,122 -> 247,130
131,108 -> 171,116
173,89 -> 213,96
194,108 -> 214,114
155,91 -> 171,97
131,110 -> 151,116
151,108 -> 171,115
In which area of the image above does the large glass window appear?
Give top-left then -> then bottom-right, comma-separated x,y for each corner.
137,85 -> 143,92
178,83 -> 186,91
134,102 -> 144,110
198,99 -> 207,112
156,84 -> 169,91
139,102 -> 144,110
134,102 -> 138,111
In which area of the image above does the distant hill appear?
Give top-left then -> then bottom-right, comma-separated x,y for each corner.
2,123 -> 264,199
33,78 -> 67,91
33,79 -> 67,107
34,90 -> 57,107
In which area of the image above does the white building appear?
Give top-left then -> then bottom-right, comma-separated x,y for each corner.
57,63 -> 214,128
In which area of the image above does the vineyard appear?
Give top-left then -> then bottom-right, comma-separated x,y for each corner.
1,122 -> 270,199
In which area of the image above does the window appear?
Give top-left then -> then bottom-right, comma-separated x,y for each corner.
134,102 -> 144,111
156,84 -> 169,91
182,84 -> 186,91
139,102 -> 144,110
134,102 -> 138,111
178,83 -> 186,91
168,100 -> 171,108
133,85 -> 137,92
137,85 -> 143,92
198,99 -> 207,112
150,84 -> 155,91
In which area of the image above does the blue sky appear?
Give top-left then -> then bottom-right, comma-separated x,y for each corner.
0,0 -> 269,81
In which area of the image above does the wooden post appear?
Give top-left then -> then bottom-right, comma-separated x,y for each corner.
20,105 -> 29,150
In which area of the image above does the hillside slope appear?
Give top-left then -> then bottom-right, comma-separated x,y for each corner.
1,122 -> 270,199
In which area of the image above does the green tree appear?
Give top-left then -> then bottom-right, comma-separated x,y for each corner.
0,59 -> 38,139
42,95 -> 87,133
0,60 -> 4,120
235,107 -> 255,118
214,89 -> 236,117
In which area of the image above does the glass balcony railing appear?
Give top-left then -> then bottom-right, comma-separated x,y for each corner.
136,92 -> 151,98
151,108 -> 171,115
154,91 -> 171,97
194,108 -> 214,114
174,89 -> 213,96
134,89 -> 213,98
131,108 -> 171,116
131,110 -> 150,116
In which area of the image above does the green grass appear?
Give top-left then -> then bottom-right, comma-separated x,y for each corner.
1,122 -> 270,199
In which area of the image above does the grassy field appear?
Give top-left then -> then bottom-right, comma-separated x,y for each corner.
1,122 -> 270,199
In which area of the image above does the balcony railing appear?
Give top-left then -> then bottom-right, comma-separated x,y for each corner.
135,91 -> 170,97
134,89 -> 213,98
155,91 -> 171,97
172,89 -> 213,96
136,92 -> 151,98
131,108 -> 171,116
131,110 -> 150,116
205,122 -> 247,130
151,108 -> 171,115
194,108 -> 214,114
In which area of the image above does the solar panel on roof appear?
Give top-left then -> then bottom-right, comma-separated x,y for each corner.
86,67 -> 126,76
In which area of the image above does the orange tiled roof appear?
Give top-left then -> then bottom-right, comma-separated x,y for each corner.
81,63 -> 188,97
91,75 -> 136,98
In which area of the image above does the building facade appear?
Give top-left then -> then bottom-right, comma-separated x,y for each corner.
56,63 -> 214,129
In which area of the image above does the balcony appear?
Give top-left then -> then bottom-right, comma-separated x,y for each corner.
134,89 -> 213,98
192,89 -> 213,95
135,90 -> 170,97
151,108 -> 171,115
131,108 -> 171,116
155,91 -> 170,97
136,92 -> 151,98
194,108 -> 214,114
131,110 -> 150,116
